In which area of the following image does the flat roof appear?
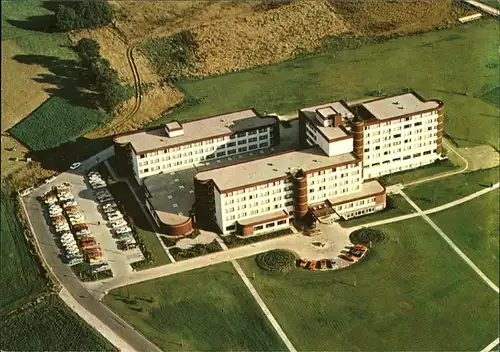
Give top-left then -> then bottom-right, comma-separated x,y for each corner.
328,180 -> 385,206
114,109 -> 278,154
196,147 -> 358,193
361,92 -> 440,121
238,210 -> 288,227
143,120 -> 302,225
300,101 -> 355,140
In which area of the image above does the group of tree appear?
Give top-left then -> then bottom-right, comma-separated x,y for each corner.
75,38 -> 130,112
55,0 -> 114,32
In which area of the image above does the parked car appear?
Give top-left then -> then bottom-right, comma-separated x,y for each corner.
320,259 -> 328,270
103,202 -> 117,210
115,226 -> 132,234
75,229 -> 91,236
308,261 -> 317,270
107,212 -> 123,221
69,162 -> 82,170
116,231 -> 133,239
299,259 -> 308,268
111,219 -> 127,229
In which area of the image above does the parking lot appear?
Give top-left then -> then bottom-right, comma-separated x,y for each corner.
24,163 -> 144,280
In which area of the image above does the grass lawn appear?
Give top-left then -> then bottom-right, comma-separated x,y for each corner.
9,96 -> 108,151
430,191 -> 499,286
338,194 -> 416,228
238,217 -> 499,351
377,159 -> 459,186
0,184 -> 46,316
107,182 -> 170,269
403,167 -> 499,209
153,19 -> 499,148
1,0 -> 76,60
0,295 -> 114,351
104,262 -> 286,351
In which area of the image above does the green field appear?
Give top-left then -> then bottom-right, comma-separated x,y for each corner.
154,19 -> 499,148
0,185 -> 46,316
238,218 -> 499,351
403,167 -> 499,209
1,0 -> 76,60
339,194 -> 416,228
431,191 -> 499,286
1,295 -> 114,351
104,263 -> 286,351
9,96 -> 107,151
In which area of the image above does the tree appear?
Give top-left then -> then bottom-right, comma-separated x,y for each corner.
55,4 -> 78,31
75,38 -> 101,67
54,0 -> 114,31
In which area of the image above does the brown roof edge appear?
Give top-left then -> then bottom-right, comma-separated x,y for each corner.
329,182 -> 386,206
237,210 -> 288,227
113,107 -> 259,141
303,153 -> 360,175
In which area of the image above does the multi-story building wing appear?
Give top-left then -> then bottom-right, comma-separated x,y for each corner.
351,92 -> 444,179
194,147 -> 386,236
113,109 -> 280,182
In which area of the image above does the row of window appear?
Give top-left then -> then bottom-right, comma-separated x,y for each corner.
336,197 -> 377,211
138,127 -> 271,159
308,185 -> 361,202
363,113 -> 437,130
254,219 -> 287,231
364,149 -> 436,168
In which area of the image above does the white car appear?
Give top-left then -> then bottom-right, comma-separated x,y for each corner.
107,212 -> 123,221
111,219 -> 127,229
69,162 -> 82,170
63,200 -> 77,207
115,226 -> 132,234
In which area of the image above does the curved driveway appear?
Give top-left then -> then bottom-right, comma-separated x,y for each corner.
22,147 -> 161,352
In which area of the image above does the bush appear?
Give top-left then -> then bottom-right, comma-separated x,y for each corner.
222,228 -> 293,249
75,38 -> 100,67
169,240 -> 222,261
349,228 -> 386,245
142,30 -> 198,83
55,0 -> 114,31
256,249 -> 296,273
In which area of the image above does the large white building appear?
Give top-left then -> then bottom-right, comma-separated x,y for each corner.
114,91 -> 444,237
113,109 -> 280,183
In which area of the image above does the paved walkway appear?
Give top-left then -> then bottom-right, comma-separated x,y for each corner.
464,0 -> 500,16
406,139 -> 469,187
59,288 -> 136,352
231,260 -> 297,352
399,190 -> 499,293
481,337 -> 500,352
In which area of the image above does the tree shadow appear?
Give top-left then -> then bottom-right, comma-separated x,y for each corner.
5,1 -> 74,34
27,135 -> 113,172
12,54 -> 100,110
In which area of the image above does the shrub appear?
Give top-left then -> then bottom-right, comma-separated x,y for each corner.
55,0 -> 114,31
75,38 -> 100,67
349,228 -> 386,245
256,249 -> 296,273
169,240 -> 222,261
142,30 -> 198,83
222,228 -> 293,249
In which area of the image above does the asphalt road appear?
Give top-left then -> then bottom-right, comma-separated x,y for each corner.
22,148 -> 162,352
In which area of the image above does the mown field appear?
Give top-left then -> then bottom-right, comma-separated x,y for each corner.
430,191 -> 499,286
9,96 -> 108,151
104,263 -> 286,351
154,19 -> 499,148
478,0 -> 500,9
403,167 -> 499,209
0,184 -> 46,316
238,218 -> 499,351
339,194 -> 415,228
1,295 -> 114,351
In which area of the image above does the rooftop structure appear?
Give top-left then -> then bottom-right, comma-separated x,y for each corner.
196,147 -> 358,193
299,101 -> 355,141
114,108 -> 278,154
358,92 -> 441,121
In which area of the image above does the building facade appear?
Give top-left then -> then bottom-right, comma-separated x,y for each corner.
113,109 -> 280,183
114,92 -> 443,237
